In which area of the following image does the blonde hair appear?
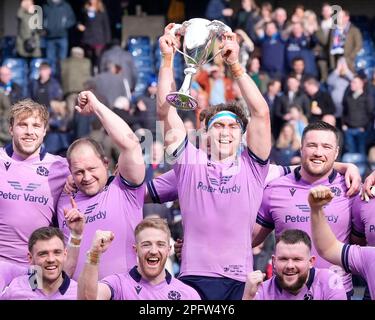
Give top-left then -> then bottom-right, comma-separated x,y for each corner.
276,122 -> 300,150
9,99 -> 49,127
135,218 -> 171,242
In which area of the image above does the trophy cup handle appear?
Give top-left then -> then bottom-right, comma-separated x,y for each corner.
205,20 -> 233,64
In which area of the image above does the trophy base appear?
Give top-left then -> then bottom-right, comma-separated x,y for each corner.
166,92 -> 198,110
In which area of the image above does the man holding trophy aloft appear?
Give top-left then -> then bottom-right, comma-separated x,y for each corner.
157,20 -> 271,300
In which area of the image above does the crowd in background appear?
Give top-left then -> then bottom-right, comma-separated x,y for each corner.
1,0 -> 375,279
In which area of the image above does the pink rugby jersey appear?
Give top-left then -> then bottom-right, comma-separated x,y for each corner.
171,139 -> 269,282
0,145 -> 69,265
57,175 -> 144,280
0,261 -> 27,292
257,167 -> 355,293
351,195 -> 375,246
256,268 -> 346,300
101,266 -> 201,300
0,272 -> 77,300
342,244 -> 375,299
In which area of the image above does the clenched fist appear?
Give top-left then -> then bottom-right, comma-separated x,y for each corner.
308,185 -> 334,210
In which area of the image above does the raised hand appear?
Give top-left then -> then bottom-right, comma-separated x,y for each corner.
308,185 -> 334,210
220,32 -> 240,65
75,91 -> 101,115
159,23 -> 181,57
64,196 -> 85,237
90,230 -> 115,254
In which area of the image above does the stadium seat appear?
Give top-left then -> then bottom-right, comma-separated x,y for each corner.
29,58 -> 50,80
0,36 -> 17,62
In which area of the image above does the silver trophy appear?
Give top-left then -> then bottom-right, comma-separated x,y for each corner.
166,18 -> 232,110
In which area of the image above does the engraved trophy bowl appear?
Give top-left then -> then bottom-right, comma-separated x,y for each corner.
166,18 -> 232,110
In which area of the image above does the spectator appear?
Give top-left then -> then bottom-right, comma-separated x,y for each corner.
134,77 -> 158,137
270,122 -> 301,166
43,0 -> 76,74
0,91 -> 11,145
326,57 -> 354,123
234,0 -> 260,41
16,0 -> 41,59
290,4 -> 305,23
195,64 -> 235,106
291,57 -> 309,83
205,0 -> 233,27
274,74 -> 310,134
273,7 -> 289,37
260,21 -> 286,78
329,9 -> 362,72
315,3 -> 334,82
100,39 -> 137,92
235,29 -> 254,69
61,47 -> 92,122
263,79 -> 281,138
0,66 -> 24,104
78,0 -> 111,72
285,22 -> 318,77
342,74 -> 374,155
29,62 -> 63,109
93,62 -> 131,107
289,104 -> 308,139
247,56 -> 269,94
254,2 -> 273,40
303,76 -> 336,122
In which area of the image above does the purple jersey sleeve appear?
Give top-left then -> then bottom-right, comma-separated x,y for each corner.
256,186 -> 275,230
148,170 -> 178,203
118,175 -> 146,208
101,274 -> 123,300
0,262 -> 27,292
265,165 -> 290,185
351,195 -> 366,239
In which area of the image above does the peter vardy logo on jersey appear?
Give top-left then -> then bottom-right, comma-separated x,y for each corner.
0,181 -> 48,205
63,203 -> 106,226
286,204 -> 338,223
208,175 -> 233,186
167,290 -> 181,300
196,180 -> 240,194
36,166 -> 49,177
4,161 -> 11,171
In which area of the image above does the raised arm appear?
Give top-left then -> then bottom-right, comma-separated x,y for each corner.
157,24 -> 186,155
308,185 -> 344,267
77,230 -> 114,300
221,33 -> 271,160
76,91 -> 145,185
63,197 -> 85,278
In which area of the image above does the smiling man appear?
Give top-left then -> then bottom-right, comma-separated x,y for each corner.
0,99 -> 70,266
57,91 -> 145,281
1,227 -> 77,300
253,121 -> 364,298
156,24 -> 271,300
243,229 -> 346,300
78,218 -> 200,300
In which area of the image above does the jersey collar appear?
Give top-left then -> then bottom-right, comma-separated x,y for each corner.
129,266 -> 172,285
294,166 -> 337,184
5,143 -> 47,161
